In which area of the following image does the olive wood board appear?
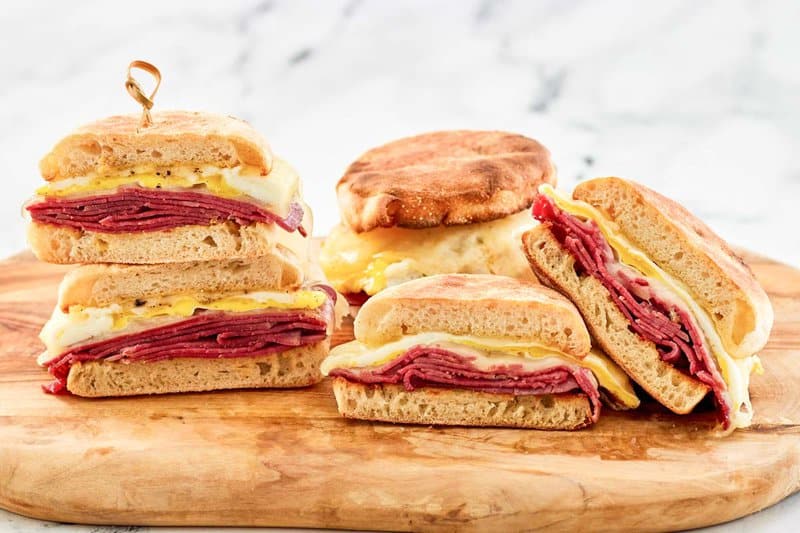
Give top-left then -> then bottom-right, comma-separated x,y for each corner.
1,248 -> 799,532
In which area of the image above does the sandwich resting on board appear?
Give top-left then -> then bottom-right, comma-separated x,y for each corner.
38,257 -> 340,396
522,179 -> 773,430
322,274 -> 639,430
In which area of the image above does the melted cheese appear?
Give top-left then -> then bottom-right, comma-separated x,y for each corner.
35,159 -> 300,217
39,289 -> 326,361
320,210 -> 535,295
540,184 -> 760,430
321,332 -> 640,409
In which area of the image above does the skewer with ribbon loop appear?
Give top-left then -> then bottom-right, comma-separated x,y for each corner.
125,60 -> 161,128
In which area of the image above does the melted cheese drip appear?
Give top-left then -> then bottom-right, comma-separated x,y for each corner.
39,289 -> 326,362
540,184 -> 761,430
35,159 -> 300,217
320,210 -> 535,295
321,332 -> 640,409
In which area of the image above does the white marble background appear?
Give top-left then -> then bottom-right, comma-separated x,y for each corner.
1,0 -> 799,531
2,0 -> 799,265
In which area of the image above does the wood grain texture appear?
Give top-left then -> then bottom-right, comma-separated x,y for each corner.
1,248 -> 799,532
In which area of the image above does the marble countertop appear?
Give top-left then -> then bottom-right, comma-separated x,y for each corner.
1,0 -> 798,531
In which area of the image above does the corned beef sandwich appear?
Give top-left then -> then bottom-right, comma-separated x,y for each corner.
522,179 -> 773,431
37,256 -> 342,397
321,274 -> 639,430
26,111 -> 309,265
320,130 -> 556,305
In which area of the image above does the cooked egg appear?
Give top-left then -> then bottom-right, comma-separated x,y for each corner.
320,210 -> 535,295
36,159 -> 300,217
39,289 -> 326,362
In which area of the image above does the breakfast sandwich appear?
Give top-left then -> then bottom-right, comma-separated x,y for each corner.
522,179 -> 773,430
26,111 -> 309,265
38,256 -> 341,396
322,274 -> 639,430
320,130 -> 556,304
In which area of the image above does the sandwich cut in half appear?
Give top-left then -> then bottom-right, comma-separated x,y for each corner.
522,179 -> 773,431
26,111 -> 310,265
320,130 -> 556,304
322,274 -> 639,430
38,256 -> 340,396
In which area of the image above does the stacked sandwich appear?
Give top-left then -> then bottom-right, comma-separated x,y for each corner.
320,130 -> 556,304
26,111 -> 338,396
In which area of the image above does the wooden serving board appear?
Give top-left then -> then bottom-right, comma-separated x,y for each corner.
1,249 -> 800,532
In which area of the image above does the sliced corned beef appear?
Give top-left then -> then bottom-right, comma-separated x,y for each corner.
27,187 -> 304,234
329,345 -> 601,422
343,291 -> 370,307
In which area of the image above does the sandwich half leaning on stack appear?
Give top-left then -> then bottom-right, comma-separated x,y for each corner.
26,111 -> 309,265
38,257 -> 339,396
320,130 -> 556,304
522,179 -> 773,431
322,274 -> 639,429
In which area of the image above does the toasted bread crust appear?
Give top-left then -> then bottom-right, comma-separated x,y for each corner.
331,378 -> 593,429
574,177 -> 773,357
57,252 -> 305,310
40,111 -> 272,181
354,273 -> 591,356
522,225 -> 709,414
337,130 -> 555,232
27,220 -> 309,266
66,340 -> 329,397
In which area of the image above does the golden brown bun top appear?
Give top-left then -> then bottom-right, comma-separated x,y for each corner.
354,273 -> 591,356
337,130 -> 556,232
574,177 -> 773,357
40,110 -> 272,181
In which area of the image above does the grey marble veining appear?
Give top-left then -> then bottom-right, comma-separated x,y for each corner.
1,1 -> 799,531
